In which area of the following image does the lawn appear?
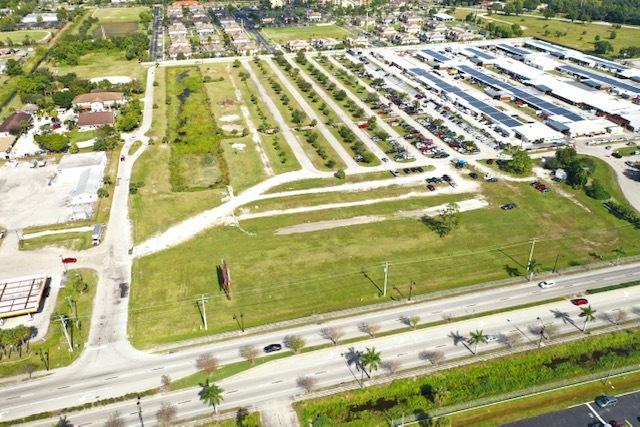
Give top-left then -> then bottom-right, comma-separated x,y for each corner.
46,51 -> 145,80
0,269 -> 97,378
222,135 -> 269,193
265,171 -> 400,193
146,66 -> 167,141
20,231 -> 93,251
129,168 -> 640,348
0,30 -> 50,44
481,13 -> 640,55
67,129 -> 96,144
261,24 -> 353,44
92,7 -> 151,23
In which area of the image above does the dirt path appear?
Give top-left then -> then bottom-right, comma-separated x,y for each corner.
273,197 -> 488,234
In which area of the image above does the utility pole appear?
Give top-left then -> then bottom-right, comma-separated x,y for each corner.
552,253 -> 561,273
526,238 -> 537,281
605,362 -> 615,385
408,281 -> 415,301
383,261 -> 388,297
58,316 -> 73,352
201,294 -> 208,330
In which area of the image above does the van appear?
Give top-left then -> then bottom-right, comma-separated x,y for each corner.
92,224 -> 103,245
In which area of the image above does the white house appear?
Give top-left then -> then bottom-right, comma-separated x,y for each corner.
433,13 -> 454,22
57,152 -> 107,208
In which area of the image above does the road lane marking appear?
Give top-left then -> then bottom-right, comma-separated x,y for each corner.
585,403 -> 606,424
178,400 -> 191,405
104,376 -> 118,380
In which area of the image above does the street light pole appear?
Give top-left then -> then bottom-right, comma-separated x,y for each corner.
383,261 -> 388,297
136,395 -> 144,427
408,281 -> 415,301
240,312 -> 244,332
552,253 -> 561,273
526,238 -> 537,280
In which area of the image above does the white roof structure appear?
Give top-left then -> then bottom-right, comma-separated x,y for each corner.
58,151 -> 107,170
524,53 -> 561,71
513,123 -> 564,142
564,119 -> 610,137
57,152 -> 107,207
493,58 -> 544,81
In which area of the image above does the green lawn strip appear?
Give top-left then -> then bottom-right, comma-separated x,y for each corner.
294,327 -> 640,425
588,280 -> 640,294
222,135 -> 268,193
92,6 -> 150,23
66,129 -> 96,145
129,144 -> 225,244
0,269 -> 98,379
278,58 -> 379,167
46,51 -> 146,80
146,66 -> 167,141
128,140 -> 142,156
0,30 -> 51,44
249,59 -> 344,171
615,146 -> 639,156
586,156 -> 630,206
20,232 -> 93,251
261,24 -> 352,44
129,172 -> 639,348
239,182 -> 438,214
482,13 -> 639,55
264,170 -> 415,193
171,352 -> 291,391
230,67 -> 299,174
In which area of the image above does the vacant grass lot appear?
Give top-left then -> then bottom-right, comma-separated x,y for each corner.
47,51 -> 145,80
265,171 -> 403,193
147,66 -> 167,141
129,164 -> 640,348
482,13 -> 640,54
21,231 -> 93,251
92,7 -> 150,23
262,24 -> 352,44
0,30 -> 50,44
222,135 -> 268,193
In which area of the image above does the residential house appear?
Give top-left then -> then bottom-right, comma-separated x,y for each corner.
312,37 -> 341,50
231,31 -> 250,45
173,0 -> 199,6
433,12 -> 455,22
195,21 -> 215,35
0,135 -> 14,158
393,33 -> 419,44
261,16 -> 276,26
270,0 -> 284,7
400,23 -> 422,34
168,22 -> 188,37
375,24 -> 398,39
217,13 -> 236,25
190,5 -> 208,21
221,22 -> 243,36
199,33 -> 221,50
379,14 -> 396,25
234,41 -> 258,56
424,19 -> 447,33
166,6 -> 184,22
352,15 -> 373,27
446,27 -> 477,41
73,92 -> 125,111
169,43 -> 193,60
286,39 -> 310,52
345,36 -> 370,47
419,30 -> 446,43
77,111 -> 115,130
400,13 -> 422,25
0,111 -> 32,136
388,0 -> 407,9
170,35 -> 191,48
305,10 -> 322,21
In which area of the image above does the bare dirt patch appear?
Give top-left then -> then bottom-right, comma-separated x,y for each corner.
221,124 -> 244,132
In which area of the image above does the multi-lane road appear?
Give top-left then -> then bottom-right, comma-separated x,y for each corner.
3,262 -> 640,424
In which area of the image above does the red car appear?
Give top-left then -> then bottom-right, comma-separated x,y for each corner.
62,257 -> 77,264
535,184 -> 547,190
571,298 -> 588,306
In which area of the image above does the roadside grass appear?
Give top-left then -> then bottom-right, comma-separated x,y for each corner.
20,232 -> 93,251
92,7 -> 150,23
46,51 -> 145,80
294,327 -> 640,425
146,66 -> 167,141
264,171 -> 407,193
238,181 -> 449,214
261,24 -> 352,44
94,149 -> 120,226
229,67 -> 300,173
129,144 -> 225,244
128,140 -> 142,156
66,129 -> 96,145
615,146 -> 639,156
481,13 -> 640,54
249,60 -> 344,171
201,63 -> 242,119
0,30 -> 50,44
586,156 -> 629,205
0,269 -> 97,378
129,170 -> 639,348
222,135 -> 268,193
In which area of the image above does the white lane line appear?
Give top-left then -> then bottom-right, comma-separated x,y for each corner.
585,403 -> 606,424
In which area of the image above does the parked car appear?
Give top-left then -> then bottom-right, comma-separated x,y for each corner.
469,172 -> 478,179
595,395 -> 618,408
264,344 -> 282,353
501,203 -> 517,210
62,257 -> 77,264
0,230 -> 4,239
538,280 -> 556,289
427,184 -> 436,191
571,298 -> 588,306
612,152 -> 622,158
484,335 -> 499,342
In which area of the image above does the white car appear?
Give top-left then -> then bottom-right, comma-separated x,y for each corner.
484,334 -> 499,342
538,280 -> 556,289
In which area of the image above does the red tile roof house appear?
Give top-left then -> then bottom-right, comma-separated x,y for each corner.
72,92 -> 125,111
77,111 -> 115,130
0,111 -> 32,136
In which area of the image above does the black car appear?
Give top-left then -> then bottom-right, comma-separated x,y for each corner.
442,174 -> 451,182
403,168 -> 411,174
612,152 -> 623,158
469,172 -> 478,179
417,166 -> 424,172
501,203 -> 517,210
264,344 -> 282,353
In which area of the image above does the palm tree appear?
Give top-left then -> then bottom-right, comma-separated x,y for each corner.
613,247 -> 625,265
468,330 -> 488,355
527,259 -> 541,281
360,347 -> 382,381
199,380 -> 224,414
579,305 -> 597,332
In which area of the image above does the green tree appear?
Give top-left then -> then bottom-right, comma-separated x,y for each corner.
594,40 -> 614,55
291,109 -> 307,124
468,330 -> 488,355
233,59 -> 241,68
335,168 -> 346,179
52,91 -> 75,109
199,381 -> 224,413
34,133 -> 70,152
579,305 -> 597,332
527,259 -> 541,280
409,315 -> 420,330
613,247 -> 625,265
360,346 -> 382,380
507,150 -> 533,174
285,334 -> 306,354
543,7 -> 555,19
5,58 -> 23,76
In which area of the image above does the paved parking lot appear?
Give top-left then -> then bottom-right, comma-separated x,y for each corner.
504,390 -> 640,427
0,160 -> 76,229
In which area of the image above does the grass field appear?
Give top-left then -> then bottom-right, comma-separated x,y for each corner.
481,13 -> 640,55
0,30 -> 50,44
47,51 -> 145,80
146,66 -> 167,142
92,7 -> 150,23
129,161 -> 640,348
262,24 -> 353,44
20,231 -> 93,251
